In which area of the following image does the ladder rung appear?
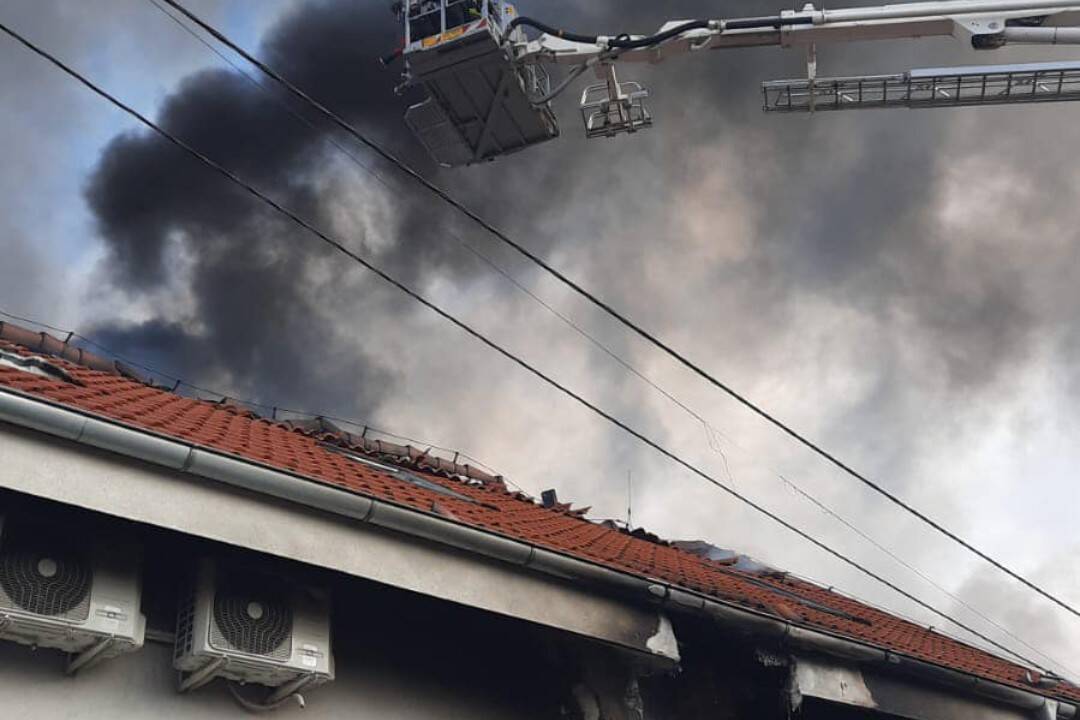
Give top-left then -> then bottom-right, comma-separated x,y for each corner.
762,61 -> 1080,113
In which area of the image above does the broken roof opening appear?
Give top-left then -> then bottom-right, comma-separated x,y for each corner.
321,443 -> 482,506
0,348 -> 82,385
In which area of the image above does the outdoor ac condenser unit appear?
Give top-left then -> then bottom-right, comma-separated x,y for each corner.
174,558 -> 334,696
0,515 -> 146,673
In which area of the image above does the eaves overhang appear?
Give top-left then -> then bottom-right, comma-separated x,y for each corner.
0,385 -> 1075,719
790,654 -> 1073,720
0,385 -> 679,665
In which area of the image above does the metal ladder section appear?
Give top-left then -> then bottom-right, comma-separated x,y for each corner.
762,60 -> 1080,112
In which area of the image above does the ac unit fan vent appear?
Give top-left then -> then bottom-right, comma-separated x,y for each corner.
211,577 -> 292,660
0,544 -> 92,620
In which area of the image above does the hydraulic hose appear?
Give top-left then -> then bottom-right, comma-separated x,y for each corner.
608,20 -> 712,49
506,17 -> 600,45
725,14 -> 814,30
507,17 -> 710,48
507,15 -> 815,49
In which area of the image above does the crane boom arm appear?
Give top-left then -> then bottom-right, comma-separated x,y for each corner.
514,0 -> 1080,65
390,1 -> 1080,166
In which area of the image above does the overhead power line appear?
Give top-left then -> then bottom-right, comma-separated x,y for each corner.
142,0 -> 735,467
0,18 -> 1056,673
153,0 -> 1080,624
777,474 -> 1080,679
137,5 -> 1078,678
142,4 -> 1076,673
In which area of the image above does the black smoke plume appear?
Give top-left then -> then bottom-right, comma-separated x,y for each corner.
86,0 -> 452,414
85,0 -> 1054,427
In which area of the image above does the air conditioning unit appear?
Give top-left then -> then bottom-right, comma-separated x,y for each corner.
0,515 -> 145,673
174,558 -> 334,698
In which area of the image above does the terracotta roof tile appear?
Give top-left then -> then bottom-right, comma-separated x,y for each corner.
0,332 -> 1076,704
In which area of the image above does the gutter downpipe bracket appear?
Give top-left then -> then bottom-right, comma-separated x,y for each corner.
0,388 -> 1074,718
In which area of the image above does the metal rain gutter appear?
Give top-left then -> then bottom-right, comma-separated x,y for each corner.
0,387 -> 1074,717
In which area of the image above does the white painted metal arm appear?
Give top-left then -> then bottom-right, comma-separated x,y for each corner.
392,0 -> 1080,165
513,0 -> 1080,65
1004,25 -> 1080,41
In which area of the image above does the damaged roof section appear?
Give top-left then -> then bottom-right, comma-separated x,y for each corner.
673,540 -> 787,576
0,321 -> 129,377
0,324 -> 1076,707
0,348 -> 82,385
0,321 -> 508,491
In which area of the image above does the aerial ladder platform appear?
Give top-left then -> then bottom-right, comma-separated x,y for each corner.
388,0 -> 557,167
384,0 -> 1080,167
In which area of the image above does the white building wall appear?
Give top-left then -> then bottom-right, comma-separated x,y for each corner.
0,639 -> 549,719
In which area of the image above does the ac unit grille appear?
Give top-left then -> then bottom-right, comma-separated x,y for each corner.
174,579 -> 197,662
0,544 -> 92,621
209,573 -> 292,661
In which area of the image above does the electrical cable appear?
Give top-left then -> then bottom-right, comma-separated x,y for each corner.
691,401 -> 1076,677
9,1 -> 1076,674
0,18 -> 1060,674
150,0 -> 1080,624
147,0 -> 741,498
701,411 -> 1074,676
704,428 -> 1071,676
12,237 -> 1059,670
147,0 -> 745,504
146,0 -> 277,90
140,0 -> 723,471
777,474 -> 1080,680
17,204 -> 1058,671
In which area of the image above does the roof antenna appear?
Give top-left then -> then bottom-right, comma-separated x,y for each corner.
626,469 -> 633,529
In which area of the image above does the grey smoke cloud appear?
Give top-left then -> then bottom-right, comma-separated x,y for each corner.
953,559 -> 1080,678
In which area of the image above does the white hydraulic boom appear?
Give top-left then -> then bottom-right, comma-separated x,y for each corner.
385,0 -> 1080,166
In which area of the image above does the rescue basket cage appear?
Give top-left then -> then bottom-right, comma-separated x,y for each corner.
395,0 -> 560,167
403,0 -> 508,48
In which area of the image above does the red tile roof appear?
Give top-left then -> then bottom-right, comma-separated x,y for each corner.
0,328 -> 1076,704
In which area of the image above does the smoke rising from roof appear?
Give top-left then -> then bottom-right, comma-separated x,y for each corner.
84,0 -> 460,412
45,0 -> 1080,671
83,0 -> 1043,411
81,0 -> 591,411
